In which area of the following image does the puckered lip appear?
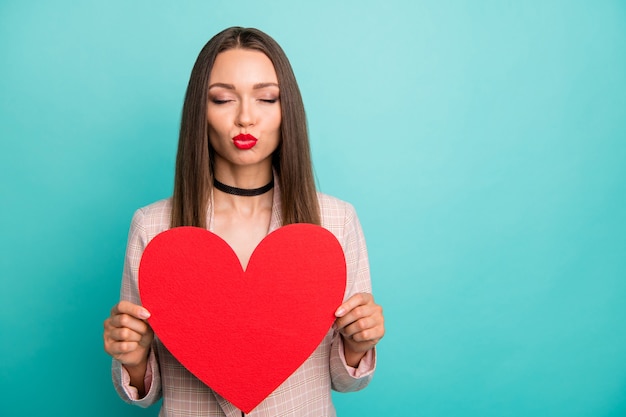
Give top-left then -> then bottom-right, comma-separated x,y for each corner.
233,133 -> 258,150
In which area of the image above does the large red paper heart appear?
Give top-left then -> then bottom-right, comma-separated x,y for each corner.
139,224 -> 346,413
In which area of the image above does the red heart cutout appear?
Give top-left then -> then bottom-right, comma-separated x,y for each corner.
139,224 -> 346,413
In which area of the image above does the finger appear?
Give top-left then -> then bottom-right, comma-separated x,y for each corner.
351,325 -> 384,344
108,340 -> 141,356
351,329 -> 382,348
111,301 -> 151,320
335,304 -> 375,330
104,328 -> 153,357
344,321 -> 385,343
339,316 -> 377,339
109,313 -> 151,335
108,326 -> 143,343
335,293 -> 373,317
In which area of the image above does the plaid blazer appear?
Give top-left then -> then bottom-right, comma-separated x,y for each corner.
112,187 -> 376,416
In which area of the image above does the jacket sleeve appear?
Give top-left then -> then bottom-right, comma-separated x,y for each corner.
329,203 -> 377,392
111,208 -> 163,407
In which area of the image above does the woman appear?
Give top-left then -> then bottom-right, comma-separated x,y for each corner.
103,27 -> 385,416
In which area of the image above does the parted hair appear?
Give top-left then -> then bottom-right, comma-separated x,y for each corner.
171,27 -> 320,228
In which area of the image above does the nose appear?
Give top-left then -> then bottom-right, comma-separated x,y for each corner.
235,100 -> 255,128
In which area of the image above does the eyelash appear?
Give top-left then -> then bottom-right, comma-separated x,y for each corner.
210,98 -> 279,105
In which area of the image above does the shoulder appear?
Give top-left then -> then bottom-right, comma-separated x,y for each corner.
317,192 -> 358,233
316,193 -> 369,272
130,198 -> 173,239
135,198 -> 172,217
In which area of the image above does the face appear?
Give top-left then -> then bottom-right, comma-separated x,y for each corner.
207,48 -> 281,170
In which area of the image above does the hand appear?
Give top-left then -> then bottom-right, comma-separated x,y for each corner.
103,301 -> 154,368
334,293 -> 385,366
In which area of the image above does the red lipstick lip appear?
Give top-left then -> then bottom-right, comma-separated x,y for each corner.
233,133 -> 258,150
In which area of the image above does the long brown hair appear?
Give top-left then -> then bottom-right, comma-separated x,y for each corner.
171,27 -> 320,228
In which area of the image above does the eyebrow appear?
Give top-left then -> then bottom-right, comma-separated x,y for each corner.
208,82 -> 279,90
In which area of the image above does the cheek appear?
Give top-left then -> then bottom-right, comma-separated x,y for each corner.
206,125 -> 225,150
206,111 -> 218,129
207,111 -> 229,136
207,104 -> 231,122
269,109 -> 282,131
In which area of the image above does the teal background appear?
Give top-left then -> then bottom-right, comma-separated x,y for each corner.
1,1 -> 625,416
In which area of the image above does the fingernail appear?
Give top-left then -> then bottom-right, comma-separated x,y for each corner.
335,308 -> 345,317
139,309 -> 151,319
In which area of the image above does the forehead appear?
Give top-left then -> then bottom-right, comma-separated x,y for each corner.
209,48 -> 278,85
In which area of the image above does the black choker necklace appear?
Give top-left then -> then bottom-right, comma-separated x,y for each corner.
213,177 -> 274,197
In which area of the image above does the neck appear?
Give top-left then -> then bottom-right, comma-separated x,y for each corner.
213,185 -> 274,218
214,176 -> 273,196
212,159 -> 273,189
211,160 -> 275,214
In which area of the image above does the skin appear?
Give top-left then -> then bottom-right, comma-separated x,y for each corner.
103,301 -> 153,396
207,48 -> 281,269
103,48 -> 385,396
